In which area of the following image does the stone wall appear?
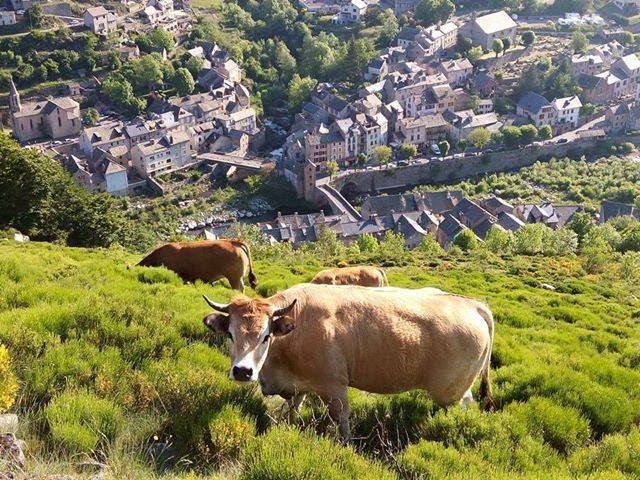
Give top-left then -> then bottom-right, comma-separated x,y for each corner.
332,138 -> 603,195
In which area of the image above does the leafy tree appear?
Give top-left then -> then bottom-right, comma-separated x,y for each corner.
27,4 -> 44,29
357,233 -> 378,253
620,142 -> 635,155
171,68 -> 195,96
468,128 -> 491,149
467,46 -> 484,64
502,38 -> 511,51
185,56 -> 204,78
453,228 -> 478,251
457,36 -> 472,54
522,30 -> 536,46
274,40 -> 297,82
373,145 -> 392,167
107,51 -> 122,71
465,95 -> 480,114
149,28 -> 176,52
438,140 -> 450,156
568,212 -> 593,245
620,225 -> 640,252
326,160 -> 339,180
502,126 -> 522,150
357,153 -> 368,168
126,54 -> 165,91
343,39 -> 375,82
492,39 -> 504,58
490,131 -> 504,146
538,125 -> 553,140
378,230 -> 406,261
520,125 -> 538,146
417,234 -> 442,255
287,74 -> 316,112
0,133 -> 133,248
483,226 -> 512,254
377,9 -> 399,48
415,0 -> 455,24
400,144 -> 418,160
570,31 -> 588,53
83,108 -> 100,126
580,103 -> 595,116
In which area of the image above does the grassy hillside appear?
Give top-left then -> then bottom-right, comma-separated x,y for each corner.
1,241 -> 640,478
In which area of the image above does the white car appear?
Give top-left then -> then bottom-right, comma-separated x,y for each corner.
430,144 -> 441,155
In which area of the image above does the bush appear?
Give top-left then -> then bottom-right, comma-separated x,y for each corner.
506,397 -> 590,454
239,426 -> 397,480
569,427 -> 640,477
208,405 -> 256,462
0,345 -> 17,412
452,229 -> 478,251
46,390 -> 123,454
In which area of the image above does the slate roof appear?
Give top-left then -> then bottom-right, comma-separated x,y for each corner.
517,92 -> 551,115
600,200 -> 640,223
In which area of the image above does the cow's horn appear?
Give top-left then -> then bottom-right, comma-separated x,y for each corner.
203,295 -> 230,313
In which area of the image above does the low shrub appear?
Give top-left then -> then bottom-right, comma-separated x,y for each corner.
239,426 -> 397,480
506,397 -> 590,454
208,405 -> 255,462
569,427 -> 640,477
46,390 -> 123,454
0,345 -> 17,412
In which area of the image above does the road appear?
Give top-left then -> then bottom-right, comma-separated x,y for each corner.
553,115 -> 606,143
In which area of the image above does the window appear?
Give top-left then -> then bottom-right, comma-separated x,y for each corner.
58,117 -> 62,127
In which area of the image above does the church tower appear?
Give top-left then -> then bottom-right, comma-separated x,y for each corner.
8,76 -> 21,113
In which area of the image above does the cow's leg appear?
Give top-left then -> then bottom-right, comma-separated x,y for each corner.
287,393 -> 306,424
228,276 -> 245,292
319,388 -> 351,441
460,389 -> 474,410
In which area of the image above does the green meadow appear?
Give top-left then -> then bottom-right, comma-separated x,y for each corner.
1,240 -> 640,478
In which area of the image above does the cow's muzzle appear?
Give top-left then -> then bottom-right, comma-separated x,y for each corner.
232,365 -> 253,382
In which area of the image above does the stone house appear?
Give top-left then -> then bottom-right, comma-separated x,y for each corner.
84,6 -> 117,35
460,10 -> 517,51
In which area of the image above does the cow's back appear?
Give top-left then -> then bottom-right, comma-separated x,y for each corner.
138,240 -> 245,282
265,284 -> 491,403
311,266 -> 385,287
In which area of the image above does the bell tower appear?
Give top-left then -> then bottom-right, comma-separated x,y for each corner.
8,76 -> 21,113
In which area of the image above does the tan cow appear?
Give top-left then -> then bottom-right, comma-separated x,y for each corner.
311,266 -> 389,287
138,239 -> 257,291
202,283 -> 494,439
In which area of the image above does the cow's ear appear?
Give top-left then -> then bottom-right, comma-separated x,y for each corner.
203,313 -> 229,334
271,299 -> 297,337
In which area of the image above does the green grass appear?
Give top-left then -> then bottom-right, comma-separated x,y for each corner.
1,240 -> 640,478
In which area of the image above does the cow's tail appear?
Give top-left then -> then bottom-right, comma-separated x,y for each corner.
477,303 -> 495,412
237,241 -> 258,289
378,268 -> 389,287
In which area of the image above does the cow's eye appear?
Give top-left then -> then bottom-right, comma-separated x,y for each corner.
226,332 -> 233,342
262,334 -> 270,344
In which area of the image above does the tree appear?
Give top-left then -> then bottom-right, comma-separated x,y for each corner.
377,9 -> 399,48
502,126 -> 522,150
465,95 -> 480,114
326,160 -> 339,180
356,153 -> 368,169
126,54 -> 165,91
467,46 -> 484,64
343,39 -> 375,82
438,140 -> 450,157
415,0 -> 455,24
26,4 -> 44,28
522,30 -> 536,46
453,228 -> 478,251
568,211 -> 593,245
537,125 -> 552,140
287,74 -> 316,112
520,124 -> 538,146
483,226 -> 512,254
400,144 -> 417,160
106,51 -> 122,71
274,40 -> 297,82
457,36 -> 472,54
83,108 -> 100,126
185,56 -> 204,78
357,233 -> 378,253
492,39 -> 504,58
372,145 -> 392,167
468,128 -> 491,149
502,37 -> 511,51
580,103 -> 595,116
147,27 -> 176,52
171,68 -> 195,96
570,31 -> 588,53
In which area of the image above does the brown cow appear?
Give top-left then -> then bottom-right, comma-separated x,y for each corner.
202,283 -> 494,440
138,239 -> 257,291
311,266 -> 389,287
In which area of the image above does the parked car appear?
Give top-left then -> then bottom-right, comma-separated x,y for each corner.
398,160 -> 409,166
430,143 -> 441,155
556,138 -> 569,144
